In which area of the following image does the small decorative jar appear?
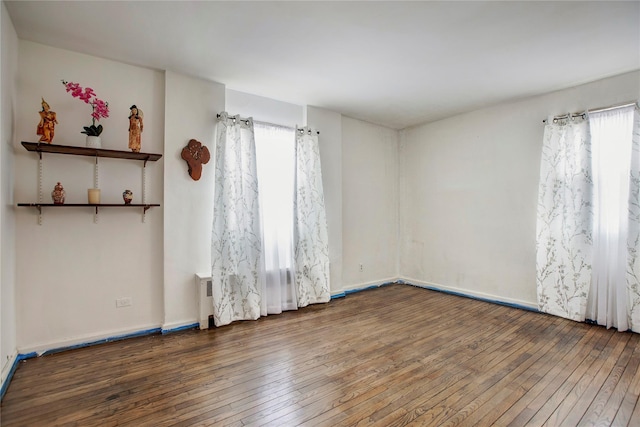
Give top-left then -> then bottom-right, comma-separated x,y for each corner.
122,189 -> 133,205
51,182 -> 65,205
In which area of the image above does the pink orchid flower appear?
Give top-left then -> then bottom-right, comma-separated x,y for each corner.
61,80 -> 110,136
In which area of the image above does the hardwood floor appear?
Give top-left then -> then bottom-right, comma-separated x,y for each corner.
2,284 -> 640,426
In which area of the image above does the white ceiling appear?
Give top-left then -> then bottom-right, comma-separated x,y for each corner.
5,1 -> 640,129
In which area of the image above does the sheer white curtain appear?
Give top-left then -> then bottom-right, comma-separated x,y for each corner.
536,116 -> 592,321
294,127 -> 331,306
211,113 -> 265,327
586,106 -> 637,331
254,122 -> 298,314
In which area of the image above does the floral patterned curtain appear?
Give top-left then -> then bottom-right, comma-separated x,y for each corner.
536,117 -> 592,321
294,127 -> 331,307
625,110 -> 640,332
211,112 -> 265,327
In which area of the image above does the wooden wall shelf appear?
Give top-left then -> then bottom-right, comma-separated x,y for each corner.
19,141 -> 162,224
17,203 -> 160,215
18,203 -> 159,208
21,141 -> 162,162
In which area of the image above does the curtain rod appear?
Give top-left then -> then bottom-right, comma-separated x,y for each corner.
542,100 -> 639,124
217,114 -> 319,134
255,121 -> 321,135
216,113 -> 251,126
254,120 -> 295,131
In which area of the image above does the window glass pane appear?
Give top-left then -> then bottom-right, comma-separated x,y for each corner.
254,123 -> 295,270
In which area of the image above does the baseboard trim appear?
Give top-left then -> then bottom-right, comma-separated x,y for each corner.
38,327 -> 163,357
161,322 -> 199,334
330,291 -> 346,299
1,351 -> 19,401
345,282 -> 393,295
331,279 -> 398,300
343,277 -> 398,294
399,277 -> 538,312
17,326 -> 162,358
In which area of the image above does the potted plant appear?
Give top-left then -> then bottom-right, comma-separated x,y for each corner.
62,80 -> 109,147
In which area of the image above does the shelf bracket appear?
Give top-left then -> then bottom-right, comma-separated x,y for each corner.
142,161 -> 148,223
37,154 -> 43,225
93,156 -> 99,225
94,156 -> 99,189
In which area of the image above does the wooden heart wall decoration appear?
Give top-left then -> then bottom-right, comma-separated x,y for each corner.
181,139 -> 210,181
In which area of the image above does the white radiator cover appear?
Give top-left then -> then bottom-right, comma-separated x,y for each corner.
195,274 -> 213,329
196,270 -> 294,329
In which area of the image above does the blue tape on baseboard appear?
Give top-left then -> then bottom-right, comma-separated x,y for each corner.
404,281 -> 539,313
344,281 -> 397,295
331,292 -> 346,299
161,323 -> 199,334
39,327 -> 162,357
341,279 -> 537,313
1,352 -> 38,401
345,285 -> 379,295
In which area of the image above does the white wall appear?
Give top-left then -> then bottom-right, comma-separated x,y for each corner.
399,70 -> 640,307
15,41 -> 165,353
342,117 -> 399,289
226,89 -> 303,126
163,71 -> 224,329
306,106 -> 343,294
1,0 -> 18,387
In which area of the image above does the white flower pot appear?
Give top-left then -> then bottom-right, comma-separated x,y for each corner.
86,135 -> 102,148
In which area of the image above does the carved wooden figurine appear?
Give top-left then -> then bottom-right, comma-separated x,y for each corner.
128,105 -> 143,152
37,98 -> 58,143
181,139 -> 210,181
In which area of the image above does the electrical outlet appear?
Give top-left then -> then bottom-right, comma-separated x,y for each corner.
116,297 -> 132,308
359,264 -> 363,272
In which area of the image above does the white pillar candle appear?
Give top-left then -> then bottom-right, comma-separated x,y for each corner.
88,188 -> 101,204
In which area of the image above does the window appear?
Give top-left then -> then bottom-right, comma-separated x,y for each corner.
254,122 -> 297,313
586,106 -> 636,329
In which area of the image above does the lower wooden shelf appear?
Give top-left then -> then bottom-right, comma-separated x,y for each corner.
18,203 -> 159,211
17,203 -> 160,224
